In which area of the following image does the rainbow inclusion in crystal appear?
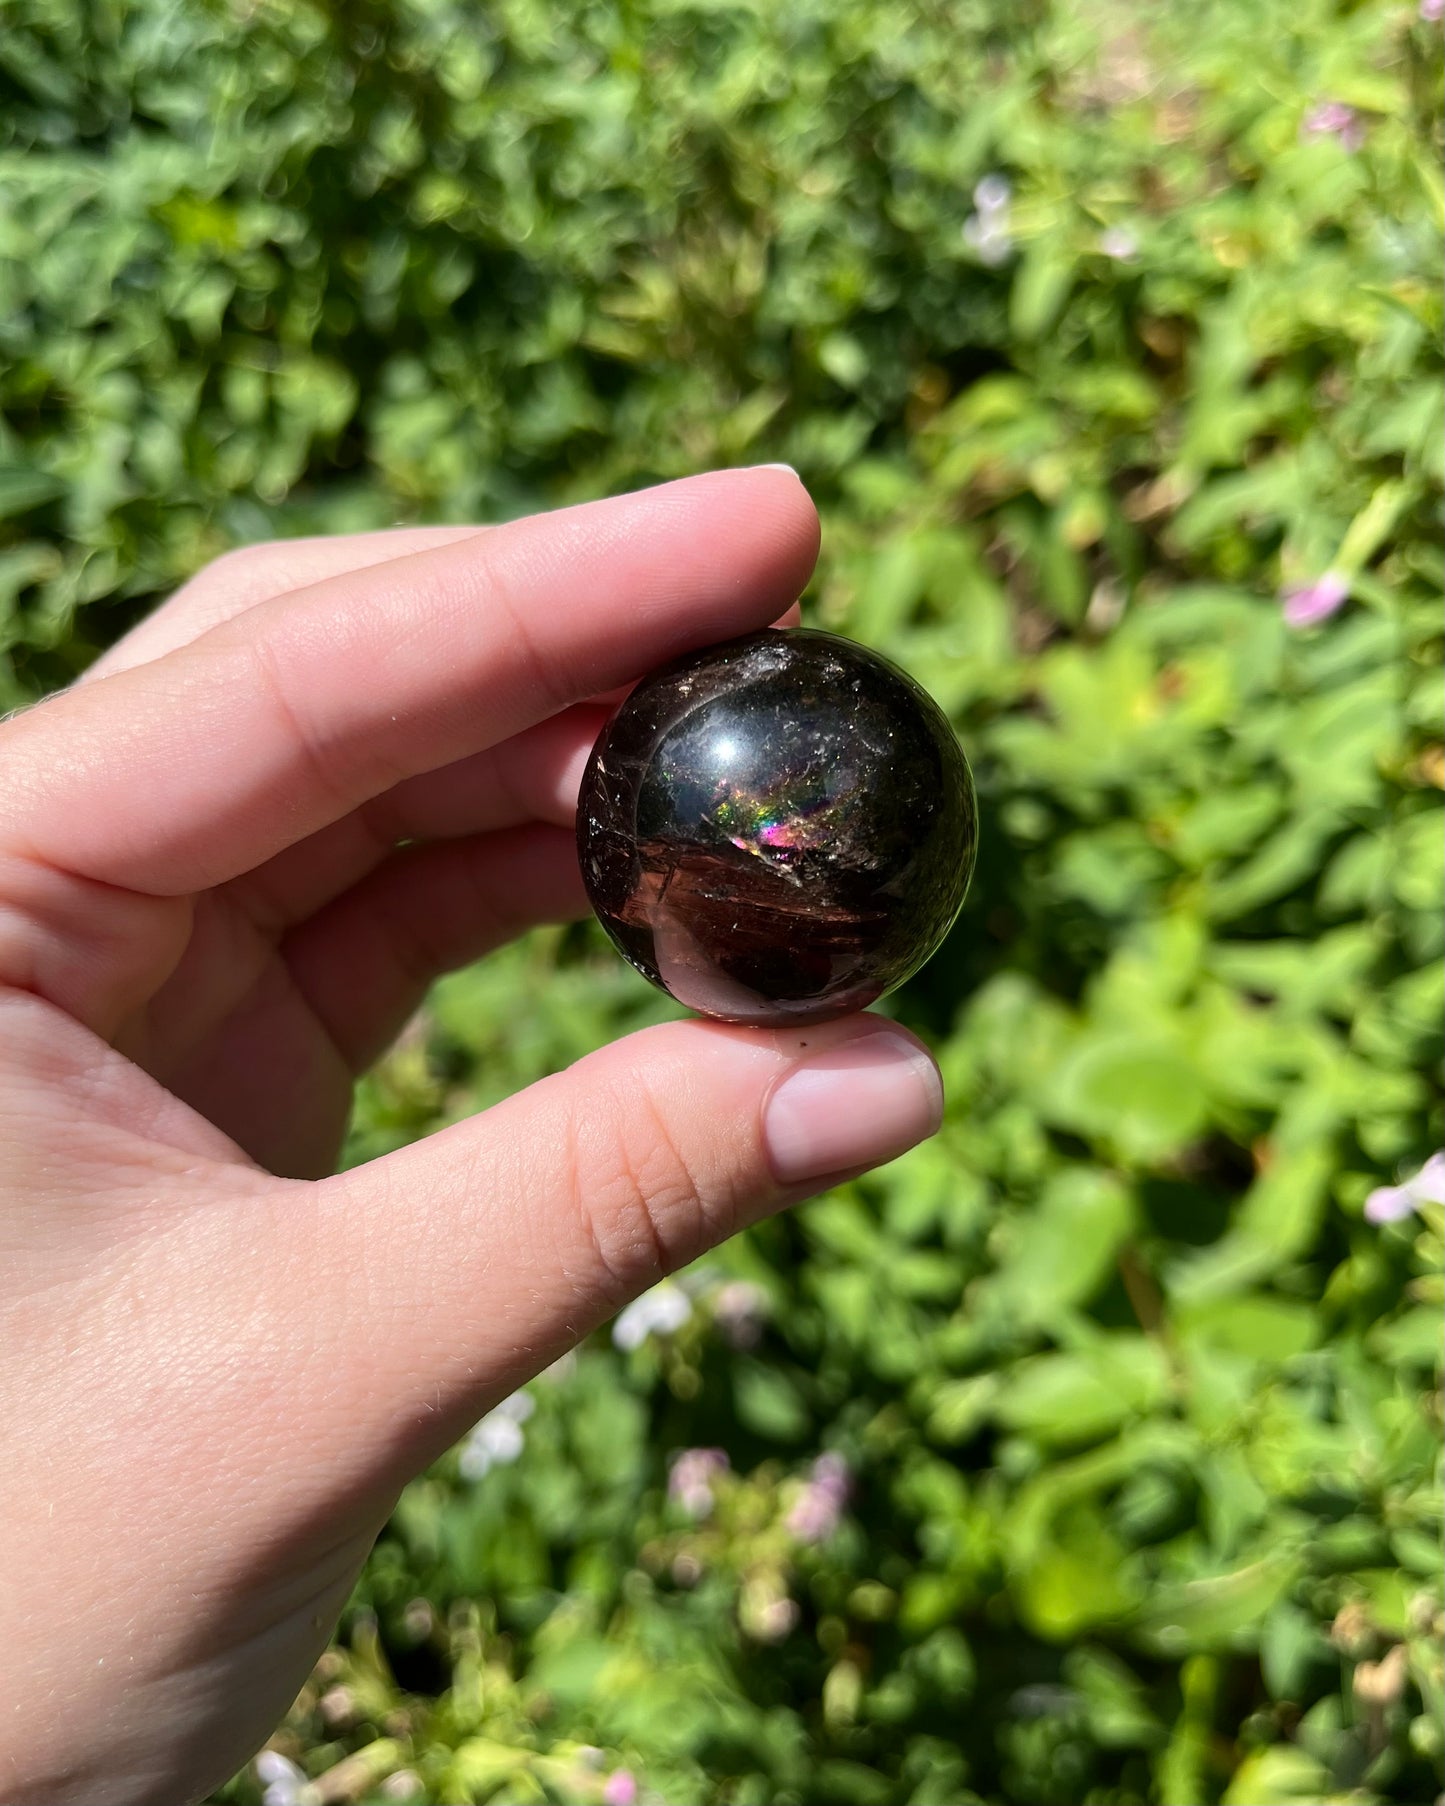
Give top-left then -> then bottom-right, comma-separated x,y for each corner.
577,629 -> 977,1027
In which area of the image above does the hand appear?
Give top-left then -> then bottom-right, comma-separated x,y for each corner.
0,471 -> 944,1805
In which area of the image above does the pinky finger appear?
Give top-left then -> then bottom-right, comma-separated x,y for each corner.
282,824 -> 588,1074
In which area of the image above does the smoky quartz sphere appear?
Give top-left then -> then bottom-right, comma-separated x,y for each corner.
577,628 -> 977,1027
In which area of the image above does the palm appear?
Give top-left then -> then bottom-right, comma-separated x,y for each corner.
119,885 -> 359,1177
101,725 -> 593,1176
66,522 -> 617,1178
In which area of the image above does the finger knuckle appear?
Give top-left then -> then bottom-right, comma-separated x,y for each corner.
571,1079 -> 711,1298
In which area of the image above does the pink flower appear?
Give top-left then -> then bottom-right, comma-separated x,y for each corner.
1302,102 -> 1365,151
1281,569 -> 1349,627
710,1279 -> 770,1349
786,1452 -> 852,1544
1421,0 -> 1443,21
668,1447 -> 729,1517
1099,226 -> 1139,262
1365,1153 -> 1445,1225
603,1771 -> 639,1806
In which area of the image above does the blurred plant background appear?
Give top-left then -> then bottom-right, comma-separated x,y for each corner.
3,0 -> 1443,1800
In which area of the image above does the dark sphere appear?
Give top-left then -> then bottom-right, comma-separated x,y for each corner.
576,628 -> 977,1026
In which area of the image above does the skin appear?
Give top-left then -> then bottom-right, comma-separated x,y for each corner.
0,471 -> 941,1805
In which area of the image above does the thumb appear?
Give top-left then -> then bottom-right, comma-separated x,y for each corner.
314,1012 -> 941,1471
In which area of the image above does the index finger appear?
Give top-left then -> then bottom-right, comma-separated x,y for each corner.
0,469 -> 817,896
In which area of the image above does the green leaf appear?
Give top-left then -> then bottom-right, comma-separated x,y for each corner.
1368,1306 -> 1444,1372
994,1337 -> 1171,1447
1015,1511 -> 1142,1639
1136,1558 -> 1300,1656
1259,1603 -> 1330,1703
1009,243 -> 1073,341
0,465 -> 65,517
1176,1295 -> 1320,1363
1169,1146 -> 1335,1303
973,1168 -> 1135,1328
733,1359 -> 811,1442
1045,1033 -> 1209,1165
1220,1745 -> 1332,1805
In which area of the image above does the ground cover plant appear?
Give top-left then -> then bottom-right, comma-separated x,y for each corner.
2,0 -> 1442,1800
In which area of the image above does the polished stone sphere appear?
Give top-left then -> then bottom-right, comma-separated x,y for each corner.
577,628 -> 977,1026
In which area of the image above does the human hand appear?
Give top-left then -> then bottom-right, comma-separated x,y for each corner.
0,471 -> 944,1805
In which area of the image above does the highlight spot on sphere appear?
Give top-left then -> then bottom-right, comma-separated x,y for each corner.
577,628 -> 977,1027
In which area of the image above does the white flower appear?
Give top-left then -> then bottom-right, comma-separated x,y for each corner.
458,1389 -> 535,1479
963,215 -> 1013,265
748,1593 -> 799,1643
973,174 -> 1013,214
962,171 -> 1016,266
1365,1153 -> 1445,1225
740,1568 -> 800,1641
1099,225 -> 1139,261
612,1280 -> 693,1350
256,1751 -> 310,1806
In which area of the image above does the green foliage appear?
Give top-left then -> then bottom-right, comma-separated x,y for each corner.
3,0 -> 1442,1800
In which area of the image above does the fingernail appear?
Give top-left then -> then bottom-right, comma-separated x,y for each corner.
757,462 -> 800,478
763,1030 -> 943,1184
